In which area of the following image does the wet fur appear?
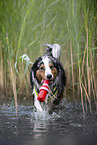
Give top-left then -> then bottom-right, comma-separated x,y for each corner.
30,53 -> 66,106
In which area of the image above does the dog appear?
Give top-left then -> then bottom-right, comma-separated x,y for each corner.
30,44 -> 66,114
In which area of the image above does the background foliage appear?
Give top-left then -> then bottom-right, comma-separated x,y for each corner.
0,0 -> 97,113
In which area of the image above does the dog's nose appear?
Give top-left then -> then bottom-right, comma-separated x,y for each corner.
47,74 -> 52,80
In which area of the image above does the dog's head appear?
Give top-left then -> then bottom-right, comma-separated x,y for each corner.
30,48 -> 66,93
31,54 -> 58,85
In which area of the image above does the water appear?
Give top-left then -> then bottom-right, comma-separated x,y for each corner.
0,98 -> 97,145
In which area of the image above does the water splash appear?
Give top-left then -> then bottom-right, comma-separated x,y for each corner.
31,110 -> 61,121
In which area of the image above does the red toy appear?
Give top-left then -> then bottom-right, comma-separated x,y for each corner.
37,80 -> 49,102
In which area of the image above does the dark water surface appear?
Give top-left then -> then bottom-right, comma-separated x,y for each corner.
0,98 -> 97,145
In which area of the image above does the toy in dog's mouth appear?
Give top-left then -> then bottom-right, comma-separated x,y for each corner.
47,79 -> 53,84
40,78 -> 53,85
37,80 -> 49,102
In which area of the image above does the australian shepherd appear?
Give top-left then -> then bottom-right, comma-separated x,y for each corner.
30,44 -> 66,114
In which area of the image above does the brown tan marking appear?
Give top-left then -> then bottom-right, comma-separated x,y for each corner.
36,63 -> 58,82
36,64 -> 46,82
49,63 -> 58,79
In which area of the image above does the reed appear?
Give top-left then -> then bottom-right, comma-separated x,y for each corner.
0,0 -> 97,116
0,43 -> 4,97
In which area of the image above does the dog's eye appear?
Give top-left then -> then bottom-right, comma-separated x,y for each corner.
50,65 -> 54,69
40,67 -> 45,71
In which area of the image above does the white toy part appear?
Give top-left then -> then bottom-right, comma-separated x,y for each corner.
52,44 -> 61,60
45,43 -> 61,60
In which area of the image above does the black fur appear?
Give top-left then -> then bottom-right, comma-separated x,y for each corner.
30,57 -> 42,91
30,52 -> 66,105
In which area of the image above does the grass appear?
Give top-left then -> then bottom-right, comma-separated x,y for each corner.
0,0 -> 97,116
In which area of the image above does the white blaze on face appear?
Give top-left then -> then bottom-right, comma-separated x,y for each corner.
42,56 -> 53,78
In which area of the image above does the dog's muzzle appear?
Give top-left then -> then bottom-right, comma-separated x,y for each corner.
47,74 -> 52,80
46,74 -> 53,84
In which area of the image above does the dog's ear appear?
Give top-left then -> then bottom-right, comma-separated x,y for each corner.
51,57 -> 66,86
55,60 -> 66,100
56,60 -> 66,86
30,57 -> 42,91
61,66 -> 66,86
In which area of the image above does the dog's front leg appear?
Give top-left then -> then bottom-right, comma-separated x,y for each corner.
33,88 -> 43,112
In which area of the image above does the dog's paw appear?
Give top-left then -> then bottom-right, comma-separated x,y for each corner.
53,99 -> 60,105
48,105 -> 55,114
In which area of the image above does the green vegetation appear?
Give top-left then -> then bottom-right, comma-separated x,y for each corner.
0,0 -> 97,114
